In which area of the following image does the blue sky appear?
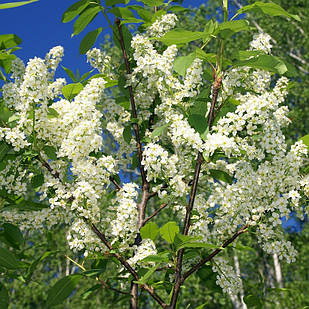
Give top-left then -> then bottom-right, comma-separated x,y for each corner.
0,0 -> 207,77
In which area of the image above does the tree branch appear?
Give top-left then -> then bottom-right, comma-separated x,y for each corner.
142,203 -> 169,226
116,18 -> 155,308
181,224 -> 249,283
168,74 -> 223,309
115,18 -> 148,189
90,222 -> 167,308
109,176 -> 122,191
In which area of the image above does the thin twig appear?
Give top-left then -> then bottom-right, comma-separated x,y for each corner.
109,176 -> 122,191
115,18 -> 148,189
65,254 -> 86,271
169,73 -> 222,309
142,203 -> 169,226
181,224 -> 249,283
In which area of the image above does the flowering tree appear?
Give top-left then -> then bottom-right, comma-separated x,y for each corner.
0,0 -> 309,308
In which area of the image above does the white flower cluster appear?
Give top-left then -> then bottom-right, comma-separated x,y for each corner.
1,47 -> 118,251
212,257 -> 243,295
108,183 -> 139,250
127,239 -> 157,266
86,48 -> 114,79
45,46 -> 64,79
67,218 -> 105,257
142,142 -> 178,181
146,13 -> 178,38
250,33 -> 272,53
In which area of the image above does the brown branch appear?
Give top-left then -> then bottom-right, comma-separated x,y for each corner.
116,18 -> 153,308
109,176 -> 122,191
142,203 -> 169,227
115,18 -> 148,189
90,221 -> 168,307
169,75 -> 222,309
37,155 -> 61,182
181,224 -> 249,283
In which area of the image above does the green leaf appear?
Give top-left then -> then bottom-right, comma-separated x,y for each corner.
151,123 -> 169,139
80,69 -> 94,82
209,169 -> 233,184
2,199 -> 49,212
62,66 -> 76,82
196,303 -> 207,309
0,34 -> 22,49
141,252 -> 169,263
299,134 -> 309,150
31,174 -> 44,188
81,284 -> 101,299
113,24 -> 132,56
213,101 -> 237,126
232,50 -> 265,61
137,0 -> 164,6
175,237 -> 219,251
173,233 -> 200,249
157,29 -> 205,46
106,0 -> 130,6
0,283 -> 9,309
131,153 -> 139,170
128,5 -> 152,21
173,52 -> 196,76
216,20 -> 250,39
42,145 -> 58,160
0,53 -> 16,62
46,275 -> 82,307
140,222 -> 159,241
234,243 -> 255,253
62,83 -> 84,101
0,248 -> 21,269
121,18 -> 143,24
204,19 -> 217,35
123,125 -> 132,144
3,223 -> 24,248
47,107 -> 59,119
195,48 -> 216,64
7,114 -> 20,124
73,6 -> 100,36
79,27 -> 103,54
62,0 -> 90,23
233,54 -> 288,75
244,295 -> 263,308
82,269 -> 106,277
109,7 -> 135,18
0,0 -> 37,10
0,141 -> 10,162
267,287 -> 295,294
187,114 -> 208,140
168,5 -> 188,12
234,1 -> 300,22
189,100 -> 207,117
134,264 -> 158,285
160,221 -> 179,243
25,251 -> 59,282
